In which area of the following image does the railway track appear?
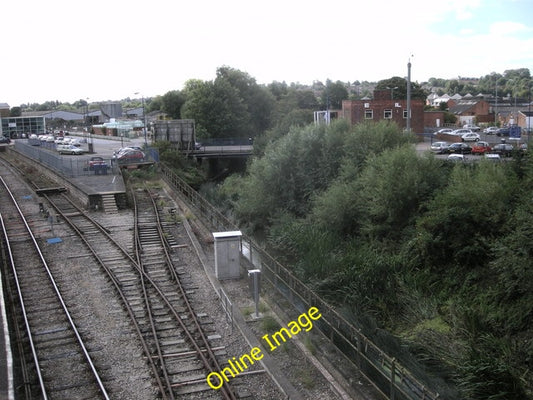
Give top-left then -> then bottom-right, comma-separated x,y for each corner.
0,169 -> 110,399
29,182 -> 237,399
1,153 -> 281,399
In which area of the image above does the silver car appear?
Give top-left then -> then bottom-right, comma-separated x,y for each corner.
430,141 -> 450,154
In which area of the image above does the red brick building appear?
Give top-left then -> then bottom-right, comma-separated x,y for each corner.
342,89 -> 425,133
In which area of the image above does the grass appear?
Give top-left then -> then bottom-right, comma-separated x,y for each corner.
261,315 -> 281,333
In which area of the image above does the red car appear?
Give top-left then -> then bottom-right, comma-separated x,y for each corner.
113,149 -> 145,164
471,141 -> 492,155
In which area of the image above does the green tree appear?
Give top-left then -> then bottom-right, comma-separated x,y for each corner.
376,77 -> 428,100
320,79 -> 349,109
215,66 -> 275,137
222,120 -> 349,232
161,90 -> 185,119
10,107 -> 21,117
182,78 -> 247,138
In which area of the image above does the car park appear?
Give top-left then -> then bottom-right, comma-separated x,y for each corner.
491,143 -> 514,157
471,141 -> 491,155
430,141 -> 450,153
483,126 -> 499,135
461,132 -> 480,142
447,142 -> 472,154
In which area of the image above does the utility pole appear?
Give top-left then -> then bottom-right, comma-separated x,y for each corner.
406,57 -> 412,132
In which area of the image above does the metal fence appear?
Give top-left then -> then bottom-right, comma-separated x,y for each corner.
13,141 -> 157,178
160,163 -> 440,400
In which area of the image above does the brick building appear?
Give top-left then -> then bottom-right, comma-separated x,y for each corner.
448,99 -> 491,125
342,89 -> 425,133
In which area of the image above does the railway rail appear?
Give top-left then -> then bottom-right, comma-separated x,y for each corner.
0,170 -> 109,399
32,184 -> 236,399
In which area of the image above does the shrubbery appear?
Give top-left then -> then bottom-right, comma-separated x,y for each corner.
218,120 -> 533,398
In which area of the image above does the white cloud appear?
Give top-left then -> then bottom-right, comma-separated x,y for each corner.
490,21 -> 530,36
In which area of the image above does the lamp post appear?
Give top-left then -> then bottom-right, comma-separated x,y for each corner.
86,98 -> 94,154
386,86 -> 398,100
134,92 -> 148,147
406,56 -> 412,133
527,81 -> 531,147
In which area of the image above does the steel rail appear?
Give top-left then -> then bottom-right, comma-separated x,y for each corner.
44,190 -> 235,399
144,187 -> 237,400
41,192 -> 169,397
133,190 -> 174,400
0,176 -> 111,400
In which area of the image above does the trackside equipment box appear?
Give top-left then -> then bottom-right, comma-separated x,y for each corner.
213,231 -> 242,280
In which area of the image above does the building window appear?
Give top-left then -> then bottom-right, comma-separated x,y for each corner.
384,109 -> 392,119
365,110 -> 373,119
403,110 -> 409,119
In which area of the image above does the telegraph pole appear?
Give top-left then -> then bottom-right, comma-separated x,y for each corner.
406,56 -> 412,132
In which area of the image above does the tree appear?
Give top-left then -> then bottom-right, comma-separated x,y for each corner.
376,77 -> 427,100
161,90 -> 186,119
215,66 -> 275,137
181,78 -> 247,138
10,107 -> 21,117
320,79 -> 349,109
181,67 -> 274,139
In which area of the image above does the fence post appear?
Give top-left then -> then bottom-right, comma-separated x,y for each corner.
390,358 -> 396,400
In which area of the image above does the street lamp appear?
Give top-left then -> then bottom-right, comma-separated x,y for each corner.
406,56 -> 412,133
134,92 -> 148,147
86,97 -> 94,154
386,86 -> 398,100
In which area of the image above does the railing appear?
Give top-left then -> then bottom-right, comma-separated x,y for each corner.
13,141 -> 157,178
160,163 -> 440,400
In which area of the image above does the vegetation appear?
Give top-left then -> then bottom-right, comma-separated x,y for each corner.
218,119 -> 533,399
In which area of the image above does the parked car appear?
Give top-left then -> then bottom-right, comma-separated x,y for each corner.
461,132 -> 481,142
451,128 -> 473,136
57,144 -> 84,155
86,156 -> 108,170
113,149 -> 145,163
0,136 -> 11,144
447,153 -> 465,162
471,141 -> 491,155
520,143 -> 528,153
463,124 -> 481,132
483,126 -> 499,135
434,128 -> 454,136
484,153 -> 501,162
430,141 -> 450,153
447,142 -> 472,154
491,143 -> 514,157
497,126 -> 510,136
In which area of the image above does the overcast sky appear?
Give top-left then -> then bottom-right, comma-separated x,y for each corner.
2,0 -> 532,106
